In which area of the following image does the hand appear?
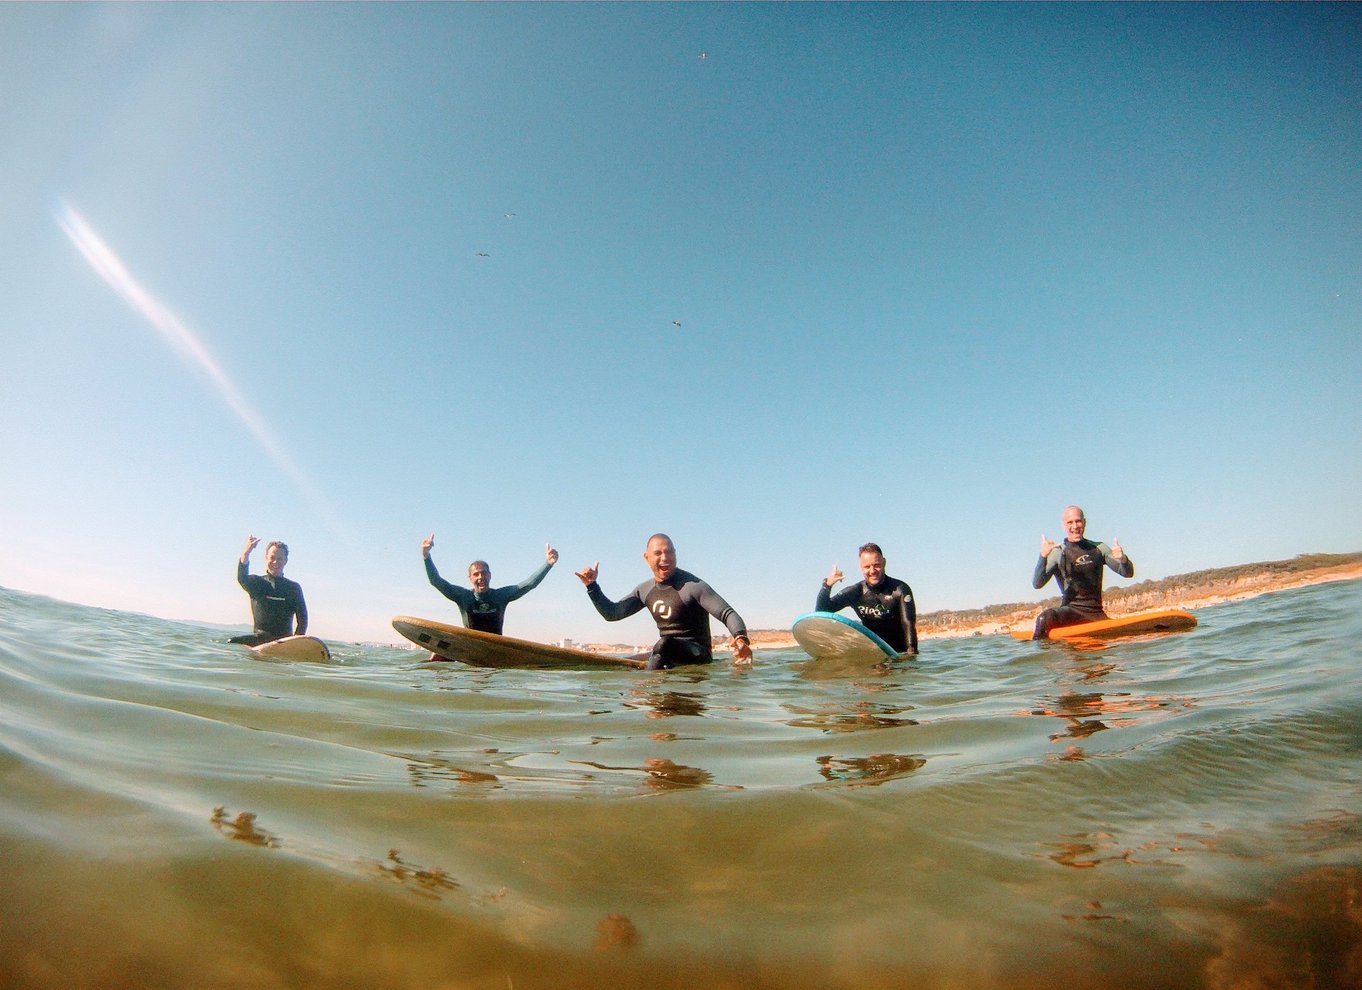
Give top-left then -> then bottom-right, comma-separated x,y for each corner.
545,544 -> 559,566
575,561 -> 599,586
241,535 -> 259,561
1110,538 -> 1124,561
731,636 -> 753,664
825,564 -> 843,588
1040,533 -> 1058,557
421,533 -> 435,558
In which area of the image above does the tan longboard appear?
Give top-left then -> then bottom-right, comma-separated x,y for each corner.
391,615 -> 647,669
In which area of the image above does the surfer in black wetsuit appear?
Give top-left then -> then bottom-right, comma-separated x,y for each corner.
230,535 -> 307,646
1031,505 -> 1134,639
574,534 -> 752,670
816,542 -> 919,656
421,534 -> 557,635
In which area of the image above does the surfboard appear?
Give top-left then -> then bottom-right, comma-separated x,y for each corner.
249,635 -> 333,663
792,611 -> 899,662
390,616 -> 648,670
1009,608 -> 1198,642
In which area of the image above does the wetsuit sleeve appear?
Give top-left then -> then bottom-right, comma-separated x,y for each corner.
425,555 -> 472,606
1032,549 -> 1062,590
693,582 -> 748,640
500,560 -> 553,604
1097,544 -> 1135,580
293,585 -> 308,636
237,560 -> 252,592
816,583 -> 861,612
900,584 -> 918,654
585,582 -> 644,622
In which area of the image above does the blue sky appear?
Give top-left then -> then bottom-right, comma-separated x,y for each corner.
2,3 -> 1358,645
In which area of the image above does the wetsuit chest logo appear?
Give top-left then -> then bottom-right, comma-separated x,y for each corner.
651,601 -> 673,620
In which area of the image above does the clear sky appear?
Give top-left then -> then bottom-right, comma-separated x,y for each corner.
2,3 -> 1358,646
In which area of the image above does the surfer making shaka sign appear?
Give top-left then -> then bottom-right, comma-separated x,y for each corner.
421,534 -> 557,636
1031,505 -> 1134,640
815,542 -> 919,656
576,533 -> 753,669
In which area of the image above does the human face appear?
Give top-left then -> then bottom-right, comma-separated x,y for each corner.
859,550 -> 886,587
644,537 -> 676,583
468,563 -> 491,593
264,544 -> 287,577
1062,507 -> 1087,542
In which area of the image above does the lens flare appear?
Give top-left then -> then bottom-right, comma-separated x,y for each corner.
56,200 -> 349,540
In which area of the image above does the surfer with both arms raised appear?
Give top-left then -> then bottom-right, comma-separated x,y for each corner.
817,542 -> 919,656
575,533 -> 753,670
230,535 -> 307,646
421,534 -> 558,636
1031,505 -> 1134,639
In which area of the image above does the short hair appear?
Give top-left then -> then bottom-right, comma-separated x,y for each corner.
646,533 -> 674,549
858,542 -> 884,557
467,560 -> 490,574
265,541 -> 289,558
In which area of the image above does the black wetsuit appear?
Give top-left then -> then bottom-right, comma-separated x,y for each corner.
585,569 -> 748,670
425,555 -> 553,635
815,576 -> 919,654
1031,538 -> 1134,639
231,560 -> 307,645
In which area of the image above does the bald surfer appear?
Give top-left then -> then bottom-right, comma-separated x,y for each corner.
422,534 -> 557,636
816,542 -> 919,656
575,533 -> 753,669
1031,505 -> 1134,639
230,535 -> 307,645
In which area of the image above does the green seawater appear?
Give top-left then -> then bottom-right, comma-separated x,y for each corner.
2,580 -> 1360,989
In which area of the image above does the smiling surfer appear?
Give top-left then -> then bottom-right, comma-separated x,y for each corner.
574,533 -> 753,669
421,534 -> 557,636
1030,505 -> 1134,640
230,535 -> 307,646
816,542 -> 919,656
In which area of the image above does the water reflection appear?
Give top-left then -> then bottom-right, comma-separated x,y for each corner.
815,753 -> 925,787
210,805 -> 281,848
624,689 -> 708,719
785,700 -> 918,733
1026,690 -> 1194,743
373,848 -> 459,899
573,757 -> 719,791
404,753 -> 500,788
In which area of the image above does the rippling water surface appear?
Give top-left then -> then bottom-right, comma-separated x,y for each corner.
3,580 -> 1360,988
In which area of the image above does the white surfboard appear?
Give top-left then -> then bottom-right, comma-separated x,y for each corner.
792,611 -> 898,662
249,635 -> 332,663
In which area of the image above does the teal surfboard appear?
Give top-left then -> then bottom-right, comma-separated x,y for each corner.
792,611 -> 898,662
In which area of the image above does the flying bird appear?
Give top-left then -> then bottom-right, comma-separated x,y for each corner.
476,252 -> 490,258
698,52 -> 709,60
504,213 -> 516,219
671,320 -> 682,328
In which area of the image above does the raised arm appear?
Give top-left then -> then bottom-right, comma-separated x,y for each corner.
577,564 -> 645,622
422,538 -> 470,604
1033,539 -> 1062,590
502,546 -> 557,602
1100,539 -> 1134,579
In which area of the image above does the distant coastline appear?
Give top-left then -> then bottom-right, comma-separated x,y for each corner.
729,552 -> 1362,650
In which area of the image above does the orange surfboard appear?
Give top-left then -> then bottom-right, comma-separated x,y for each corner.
1010,608 -> 1197,642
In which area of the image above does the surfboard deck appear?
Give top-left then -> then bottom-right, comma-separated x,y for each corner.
391,616 -> 647,670
792,611 -> 899,662
1010,608 -> 1198,642
249,635 -> 332,663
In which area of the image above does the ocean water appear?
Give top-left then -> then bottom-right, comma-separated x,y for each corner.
2,580 -> 1360,989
